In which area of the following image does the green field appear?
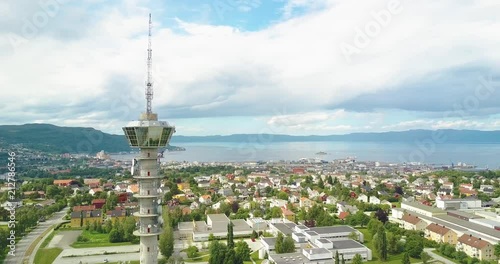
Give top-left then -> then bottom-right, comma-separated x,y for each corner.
34,247 -> 63,264
432,250 -> 458,264
71,230 -> 133,248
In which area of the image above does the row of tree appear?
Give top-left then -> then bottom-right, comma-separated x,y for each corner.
208,223 -> 251,264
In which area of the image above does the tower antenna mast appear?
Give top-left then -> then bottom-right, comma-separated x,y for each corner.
146,13 -> 153,114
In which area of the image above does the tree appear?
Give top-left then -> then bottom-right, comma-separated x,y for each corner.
235,241 -> 251,263
318,178 -> 325,189
224,249 -> 236,264
251,230 -> 258,240
186,246 -> 199,258
281,236 -> 296,253
352,254 -> 363,264
495,242 -> 500,259
209,240 -> 227,264
421,252 -> 431,264
227,223 -> 234,249
277,191 -> 289,200
405,235 -> 423,258
367,219 -> 383,236
335,251 -> 340,264
109,229 -> 121,243
374,209 -> 388,223
341,254 -> 345,264
387,232 -> 402,254
275,233 -> 284,253
402,252 -> 410,264
375,227 -> 388,261
327,175 -> 334,185
159,221 -> 174,258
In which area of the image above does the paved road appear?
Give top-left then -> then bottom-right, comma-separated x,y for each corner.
3,208 -> 67,264
424,248 -> 457,264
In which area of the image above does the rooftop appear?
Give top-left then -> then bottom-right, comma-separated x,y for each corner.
331,239 -> 367,250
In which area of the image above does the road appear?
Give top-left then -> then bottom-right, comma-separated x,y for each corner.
3,208 -> 67,264
423,248 -> 457,264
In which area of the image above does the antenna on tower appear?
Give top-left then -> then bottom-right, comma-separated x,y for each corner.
146,13 -> 153,114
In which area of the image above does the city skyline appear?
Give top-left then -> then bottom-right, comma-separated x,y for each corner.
1,0 -> 500,136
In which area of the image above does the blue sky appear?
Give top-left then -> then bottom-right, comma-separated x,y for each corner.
1,0 -> 500,136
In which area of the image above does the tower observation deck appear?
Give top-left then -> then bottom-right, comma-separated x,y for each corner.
122,13 -> 175,264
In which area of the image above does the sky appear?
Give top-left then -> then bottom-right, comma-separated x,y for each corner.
1,0 -> 500,136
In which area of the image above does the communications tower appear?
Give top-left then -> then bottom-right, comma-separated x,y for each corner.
122,13 -> 175,264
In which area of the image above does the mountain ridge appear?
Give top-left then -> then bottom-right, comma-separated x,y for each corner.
1,124 -> 500,154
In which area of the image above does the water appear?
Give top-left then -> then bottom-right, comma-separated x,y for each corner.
110,141 -> 500,168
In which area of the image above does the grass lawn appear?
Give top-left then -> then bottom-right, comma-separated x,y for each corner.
186,253 -> 210,262
71,230 -> 134,248
34,248 -> 63,264
251,251 -> 263,264
432,250 -> 458,264
357,228 -> 419,264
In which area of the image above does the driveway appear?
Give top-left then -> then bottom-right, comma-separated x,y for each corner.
3,208 -> 67,264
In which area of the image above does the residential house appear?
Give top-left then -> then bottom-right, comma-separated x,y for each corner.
127,184 -> 139,194
300,197 -> 314,209
401,214 -> 427,231
369,196 -> 380,205
73,205 -> 95,212
92,199 -> 106,209
190,201 -> 200,210
325,196 -> 337,205
425,223 -> 457,245
456,234 -> 496,260
54,179 -> 76,187
357,194 -> 368,203
1,199 -> 23,209
89,188 -> 103,196
199,195 -> 212,204
70,210 -> 102,227
115,183 -> 128,192
281,207 -> 295,221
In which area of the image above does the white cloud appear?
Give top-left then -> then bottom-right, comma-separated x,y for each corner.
1,0 -> 500,134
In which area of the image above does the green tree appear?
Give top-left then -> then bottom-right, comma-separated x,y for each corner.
159,219 -> 174,258
109,228 -> 121,242
352,253 -> 363,264
209,240 -> 227,264
405,235 -> 423,258
495,242 -> 500,259
387,232 -> 402,254
224,249 -> 236,264
335,251 -> 340,264
227,223 -> 234,249
375,227 -> 388,261
421,252 -> 431,264
341,254 -> 345,264
275,233 -> 284,253
402,252 -> 411,264
281,235 -> 296,253
186,246 -> 199,258
277,191 -> 289,200
235,241 -> 251,263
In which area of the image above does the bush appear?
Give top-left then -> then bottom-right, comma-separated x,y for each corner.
186,246 -> 199,258
76,235 -> 89,242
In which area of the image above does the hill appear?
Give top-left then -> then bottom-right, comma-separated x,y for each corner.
1,124 -> 500,154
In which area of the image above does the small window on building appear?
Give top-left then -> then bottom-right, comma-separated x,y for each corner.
148,171 -> 150,176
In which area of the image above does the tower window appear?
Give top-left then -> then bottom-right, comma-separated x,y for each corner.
147,247 -> 150,252
147,153 -> 150,157
148,171 -> 150,176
